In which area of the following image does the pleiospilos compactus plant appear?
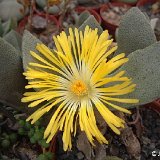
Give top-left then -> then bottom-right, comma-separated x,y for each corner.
0,7 -> 160,151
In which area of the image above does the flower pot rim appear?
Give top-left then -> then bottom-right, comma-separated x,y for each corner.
136,0 -> 157,7
111,0 -> 138,6
100,2 -> 131,27
17,12 -> 60,34
144,98 -> 160,113
76,3 -> 103,12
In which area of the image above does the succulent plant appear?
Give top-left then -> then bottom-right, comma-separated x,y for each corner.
116,7 -> 157,56
37,152 -> 54,160
17,117 -> 49,148
0,0 -> 25,22
3,30 -> 22,52
113,7 -> 160,107
0,18 -> 17,37
76,11 -> 91,27
0,132 -> 17,149
0,8 -> 159,148
0,30 -> 26,111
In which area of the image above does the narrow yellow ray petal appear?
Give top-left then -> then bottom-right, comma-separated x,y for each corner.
62,107 -> 74,150
97,80 -> 133,92
30,51 -> 55,67
107,122 -> 121,135
29,62 -> 69,79
28,98 -> 46,107
79,100 -> 99,145
75,28 -> 82,70
94,77 -> 130,88
53,36 -> 63,54
44,99 -> 69,139
100,98 -> 131,114
109,53 -> 125,63
36,43 -> 60,66
30,104 -> 53,124
92,97 -> 125,128
69,28 -> 79,68
92,45 -> 116,71
100,96 -> 139,104
86,103 -> 108,144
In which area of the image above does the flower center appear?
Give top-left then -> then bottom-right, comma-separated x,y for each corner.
71,80 -> 88,96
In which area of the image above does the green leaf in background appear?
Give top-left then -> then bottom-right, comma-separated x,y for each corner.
78,15 -> 103,35
2,18 -> 17,36
0,37 -> 27,110
116,42 -> 160,107
76,11 -> 91,27
3,30 -> 22,53
116,7 -> 156,56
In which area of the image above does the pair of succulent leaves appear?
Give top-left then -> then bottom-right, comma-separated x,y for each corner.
0,7 -> 159,112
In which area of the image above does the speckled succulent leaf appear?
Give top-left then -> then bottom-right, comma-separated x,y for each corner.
142,12 -> 150,21
22,30 -> 42,71
78,15 -> 103,35
76,11 -> 91,27
0,37 -> 27,110
3,30 -> 22,53
116,7 -> 156,56
117,42 -> 160,107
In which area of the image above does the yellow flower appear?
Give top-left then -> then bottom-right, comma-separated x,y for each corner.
22,26 -> 139,151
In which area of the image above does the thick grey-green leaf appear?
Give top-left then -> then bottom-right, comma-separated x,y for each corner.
76,11 -> 91,27
3,30 -> 22,53
78,15 -> 103,35
116,7 -> 156,56
2,18 -> 17,36
117,42 -> 160,106
22,30 -> 41,71
0,37 -> 27,110
22,30 -> 61,84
